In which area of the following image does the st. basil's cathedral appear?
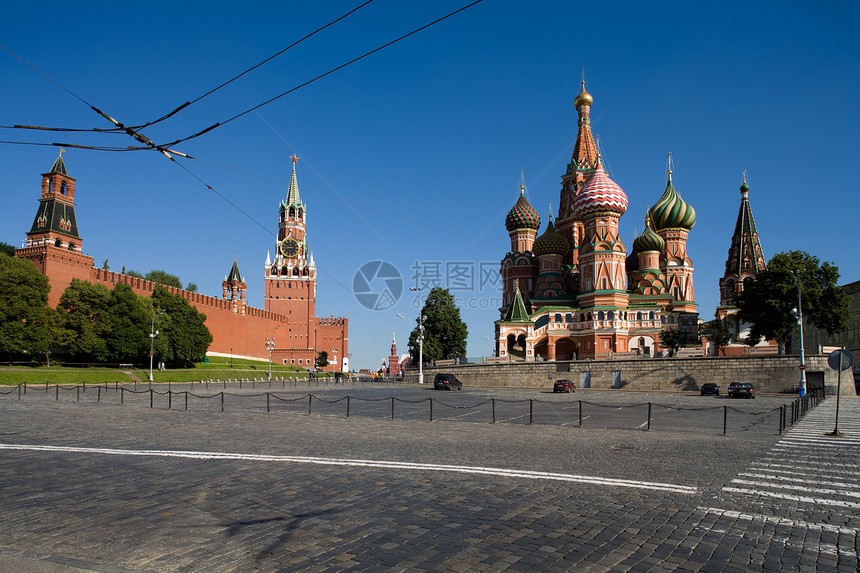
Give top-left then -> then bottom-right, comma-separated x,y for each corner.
495,83 -> 699,360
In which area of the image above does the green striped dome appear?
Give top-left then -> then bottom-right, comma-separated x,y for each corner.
532,218 -> 569,257
505,188 -> 541,232
632,215 -> 665,253
649,173 -> 696,231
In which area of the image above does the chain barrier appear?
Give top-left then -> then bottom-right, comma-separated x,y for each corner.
1,382 -> 827,434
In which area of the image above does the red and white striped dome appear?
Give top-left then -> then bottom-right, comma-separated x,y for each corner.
572,162 -> 628,217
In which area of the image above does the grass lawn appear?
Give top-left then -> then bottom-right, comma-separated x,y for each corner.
0,357 -> 330,386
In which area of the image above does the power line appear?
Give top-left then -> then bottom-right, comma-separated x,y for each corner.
130,0 -> 376,132
160,0 -> 486,148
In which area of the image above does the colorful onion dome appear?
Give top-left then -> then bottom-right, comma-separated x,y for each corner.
532,216 -> 570,257
632,214 -> 665,253
740,181 -> 749,193
574,81 -> 593,108
572,160 -> 628,217
505,186 -> 541,232
649,171 -> 696,230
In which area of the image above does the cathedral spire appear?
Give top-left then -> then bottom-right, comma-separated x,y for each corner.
570,80 -> 598,169
720,174 -> 766,306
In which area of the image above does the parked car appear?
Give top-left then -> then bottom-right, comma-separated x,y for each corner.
700,383 -> 720,396
433,373 -> 462,391
553,379 -> 575,393
728,382 -> 755,399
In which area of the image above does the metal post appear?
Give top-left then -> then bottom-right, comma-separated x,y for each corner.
56,385 -> 59,401
77,386 -> 80,402
646,403 -> 651,431
266,392 -> 270,414
308,394 -> 313,415
23,382 -> 26,395
529,399 -> 533,425
185,392 -> 188,411
98,386 -> 101,403
220,392 -> 224,413
492,398 -> 496,423
150,389 -> 154,408
121,387 -> 124,404
168,390 -> 172,410
579,400 -> 583,427
429,398 -> 433,422
391,397 -> 395,420
792,271 -> 806,397
18,384 -> 21,400
723,406 -> 727,435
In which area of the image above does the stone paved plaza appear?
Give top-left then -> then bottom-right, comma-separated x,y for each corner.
0,385 -> 858,572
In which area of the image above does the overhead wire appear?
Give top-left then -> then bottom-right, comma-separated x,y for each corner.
159,0 -> 486,148
130,0 -> 377,131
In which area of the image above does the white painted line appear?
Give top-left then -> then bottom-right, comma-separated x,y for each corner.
0,443 -> 697,494
740,471 -> 860,489
730,478 -> 860,499
697,506 -> 860,536
722,487 -> 860,509
752,460 -> 860,472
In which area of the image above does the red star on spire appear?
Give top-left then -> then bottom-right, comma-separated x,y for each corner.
290,154 -> 299,164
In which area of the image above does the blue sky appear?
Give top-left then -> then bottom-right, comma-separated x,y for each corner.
2,1 -> 858,370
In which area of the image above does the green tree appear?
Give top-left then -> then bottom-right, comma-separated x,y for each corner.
152,286 -> 212,366
145,269 -> 183,289
126,269 -> 144,279
316,351 -> 329,369
185,282 -> 199,293
659,328 -> 687,357
104,283 -> 150,362
702,319 -> 732,356
54,279 -> 112,361
0,253 -> 53,360
408,287 -> 468,364
736,251 -> 849,351
0,242 -> 16,257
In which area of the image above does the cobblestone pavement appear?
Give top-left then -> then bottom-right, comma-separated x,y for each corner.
0,387 -> 857,572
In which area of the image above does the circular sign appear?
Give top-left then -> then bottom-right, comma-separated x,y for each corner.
798,365 -> 806,370
827,349 -> 854,371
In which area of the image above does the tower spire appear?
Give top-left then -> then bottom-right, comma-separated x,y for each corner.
286,154 -> 302,206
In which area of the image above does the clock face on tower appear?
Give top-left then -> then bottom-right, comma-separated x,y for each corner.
280,238 -> 299,258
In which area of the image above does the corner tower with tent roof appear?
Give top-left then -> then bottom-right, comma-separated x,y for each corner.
495,82 -> 699,360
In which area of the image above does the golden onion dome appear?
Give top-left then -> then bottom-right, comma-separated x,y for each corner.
574,81 -> 593,107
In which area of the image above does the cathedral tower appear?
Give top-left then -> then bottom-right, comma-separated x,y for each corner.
718,176 -> 765,310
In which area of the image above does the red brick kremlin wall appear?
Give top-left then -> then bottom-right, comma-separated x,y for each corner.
16,244 -> 347,366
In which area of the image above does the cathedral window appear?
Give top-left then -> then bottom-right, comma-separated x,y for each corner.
598,311 -> 604,321
68,242 -> 76,251
555,314 -> 562,323
54,239 -> 62,247
60,182 -> 68,195
607,311 -> 614,320
565,314 -> 572,323
650,311 -> 656,320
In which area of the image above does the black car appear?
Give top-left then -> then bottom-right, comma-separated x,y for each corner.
728,382 -> 755,399
700,383 -> 720,396
433,373 -> 462,390
553,379 -> 575,393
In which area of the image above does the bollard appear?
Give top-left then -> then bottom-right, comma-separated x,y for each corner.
46,381 -> 49,394
646,402 -> 651,431
429,398 -> 433,422
579,400 -> 583,427
77,386 -> 80,402
56,385 -> 59,401
308,394 -> 313,416
184,392 -> 188,411
391,397 -> 395,420
18,384 -> 21,400
98,386 -> 101,403
723,406 -> 727,435
168,390 -> 172,410
221,392 -> 224,413
121,387 -> 124,404
266,392 -> 270,414
529,399 -> 533,425
83,381 -> 86,393
491,398 -> 496,423
23,382 -> 26,395
150,389 -> 154,408
347,395 -> 351,418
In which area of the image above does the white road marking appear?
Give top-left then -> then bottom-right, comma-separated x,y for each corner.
0,443 -> 697,494
730,478 -> 860,499
739,471 -> 860,489
722,487 -> 860,509
696,506 -> 860,536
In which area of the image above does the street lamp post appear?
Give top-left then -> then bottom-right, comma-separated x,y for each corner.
149,310 -> 164,384
266,337 -> 276,381
792,270 -> 807,398
410,287 -> 425,384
